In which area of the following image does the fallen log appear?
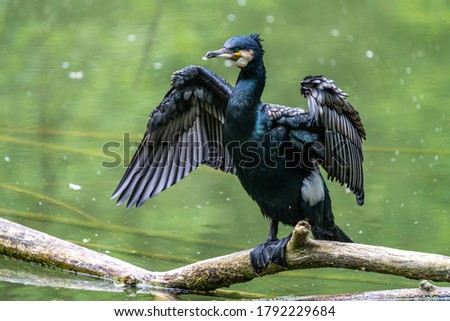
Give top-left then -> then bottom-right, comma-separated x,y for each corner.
1,218 -> 449,296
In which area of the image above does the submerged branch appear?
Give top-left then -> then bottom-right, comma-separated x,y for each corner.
277,281 -> 450,301
1,218 -> 450,298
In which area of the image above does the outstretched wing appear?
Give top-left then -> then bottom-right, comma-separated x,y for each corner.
112,65 -> 235,208
301,76 -> 366,205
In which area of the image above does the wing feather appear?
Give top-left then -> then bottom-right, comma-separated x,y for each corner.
112,66 -> 234,208
301,76 -> 366,205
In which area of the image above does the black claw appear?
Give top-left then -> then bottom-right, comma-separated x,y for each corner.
250,234 -> 292,274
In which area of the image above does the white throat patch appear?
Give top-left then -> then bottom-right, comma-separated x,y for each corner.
232,49 -> 254,68
301,170 -> 325,206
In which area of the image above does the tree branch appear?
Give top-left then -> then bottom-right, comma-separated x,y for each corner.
275,281 -> 450,301
1,218 -> 450,296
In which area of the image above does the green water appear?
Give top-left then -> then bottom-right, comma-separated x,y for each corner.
1,0 -> 449,300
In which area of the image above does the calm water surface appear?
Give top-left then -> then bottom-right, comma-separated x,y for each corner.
1,0 -> 450,300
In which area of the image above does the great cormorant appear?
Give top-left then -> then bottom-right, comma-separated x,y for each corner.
112,33 -> 366,273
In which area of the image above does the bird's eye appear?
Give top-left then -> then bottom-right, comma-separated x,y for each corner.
233,47 -> 241,53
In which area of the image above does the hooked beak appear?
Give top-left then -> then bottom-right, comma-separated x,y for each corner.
203,47 -> 234,60
203,47 -> 253,68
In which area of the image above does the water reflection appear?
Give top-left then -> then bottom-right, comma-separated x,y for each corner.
1,0 -> 449,300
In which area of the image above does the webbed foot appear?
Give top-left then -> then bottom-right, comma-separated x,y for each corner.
250,234 -> 292,274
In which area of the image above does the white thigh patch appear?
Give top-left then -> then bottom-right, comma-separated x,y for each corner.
301,170 -> 325,206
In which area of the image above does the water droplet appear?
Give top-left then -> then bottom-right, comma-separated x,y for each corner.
68,71 -> 84,79
237,0 -> 246,6
405,66 -> 412,74
62,61 -> 69,69
153,62 -> 163,70
227,13 -> 236,22
365,50 -> 374,58
82,238 -> 90,243
69,183 -> 82,190
4,156 -> 10,162
330,29 -> 340,37
265,15 -> 275,23
264,26 -> 272,34
127,34 -> 136,42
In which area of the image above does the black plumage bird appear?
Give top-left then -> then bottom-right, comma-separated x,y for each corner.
112,33 -> 366,273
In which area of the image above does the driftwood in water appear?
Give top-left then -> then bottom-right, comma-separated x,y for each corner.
1,218 -> 450,299
284,280 -> 450,300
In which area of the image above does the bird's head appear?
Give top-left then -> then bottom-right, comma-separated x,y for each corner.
203,33 -> 264,68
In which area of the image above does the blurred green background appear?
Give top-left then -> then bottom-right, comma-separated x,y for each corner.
1,0 -> 449,300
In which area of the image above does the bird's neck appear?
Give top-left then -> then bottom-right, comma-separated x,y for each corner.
225,61 -> 266,142
229,62 -> 266,113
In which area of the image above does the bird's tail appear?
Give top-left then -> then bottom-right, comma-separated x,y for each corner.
311,184 -> 353,243
312,224 -> 353,243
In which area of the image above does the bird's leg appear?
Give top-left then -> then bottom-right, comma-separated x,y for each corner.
250,219 -> 291,274
268,218 -> 279,241
266,218 -> 292,268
